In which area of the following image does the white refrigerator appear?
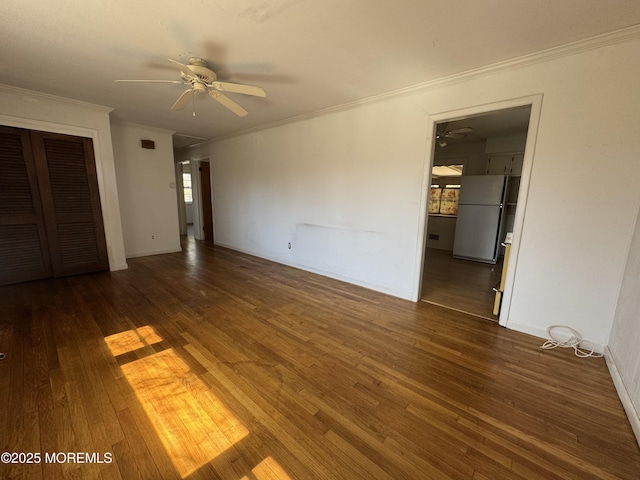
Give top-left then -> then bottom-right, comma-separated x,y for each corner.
453,175 -> 506,264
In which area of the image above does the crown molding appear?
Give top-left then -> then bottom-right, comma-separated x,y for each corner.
211,23 -> 640,143
0,84 -> 114,113
111,120 -> 175,135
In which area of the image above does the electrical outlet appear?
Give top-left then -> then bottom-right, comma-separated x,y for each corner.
288,242 -> 291,249
152,235 -> 155,240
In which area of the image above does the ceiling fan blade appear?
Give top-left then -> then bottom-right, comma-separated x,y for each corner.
209,91 -> 248,117
212,81 -> 266,97
167,58 -> 196,78
447,127 -> 473,134
171,89 -> 194,111
446,133 -> 467,139
115,79 -> 184,84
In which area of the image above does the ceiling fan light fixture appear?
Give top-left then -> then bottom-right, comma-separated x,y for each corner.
192,82 -> 206,93
438,139 -> 448,147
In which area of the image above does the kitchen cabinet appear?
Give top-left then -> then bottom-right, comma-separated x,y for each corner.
510,153 -> 524,175
486,154 -> 511,175
486,153 -> 523,176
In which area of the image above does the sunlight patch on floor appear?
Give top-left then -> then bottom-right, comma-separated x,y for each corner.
104,325 -> 163,356
117,345 -> 249,477
241,456 -> 292,480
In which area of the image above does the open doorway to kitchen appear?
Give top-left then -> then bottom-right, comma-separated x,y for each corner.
420,101 -> 536,322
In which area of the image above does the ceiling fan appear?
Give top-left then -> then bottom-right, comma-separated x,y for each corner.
436,123 -> 473,147
115,57 -> 266,117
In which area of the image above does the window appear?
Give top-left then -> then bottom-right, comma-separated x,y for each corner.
182,173 -> 192,203
429,164 -> 462,215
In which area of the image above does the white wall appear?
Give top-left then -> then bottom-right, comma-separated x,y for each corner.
0,85 -> 127,271
111,123 -> 181,258
210,97 -> 428,298
425,216 -> 456,250
608,204 -> 640,445
175,34 -> 640,351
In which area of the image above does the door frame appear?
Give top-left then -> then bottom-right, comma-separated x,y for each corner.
414,94 -> 543,328
190,157 -> 214,241
175,161 -> 190,236
0,113 -> 127,272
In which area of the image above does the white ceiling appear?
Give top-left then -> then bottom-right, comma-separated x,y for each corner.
2,1 -> 640,144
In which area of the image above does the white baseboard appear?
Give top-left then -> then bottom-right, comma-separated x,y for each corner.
505,322 -> 606,354
125,247 -> 182,259
604,347 -> 640,448
109,262 -> 129,271
213,242 -> 413,300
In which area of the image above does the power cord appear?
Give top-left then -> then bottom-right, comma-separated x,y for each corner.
540,325 -> 603,358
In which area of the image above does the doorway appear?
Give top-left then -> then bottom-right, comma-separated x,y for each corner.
418,98 -> 540,324
176,161 -> 194,238
177,158 -> 215,242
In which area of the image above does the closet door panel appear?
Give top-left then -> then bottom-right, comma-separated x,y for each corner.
31,132 -> 108,277
0,126 -> 52,285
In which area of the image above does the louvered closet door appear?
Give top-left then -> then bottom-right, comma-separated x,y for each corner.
0,126 -> 53,285
31,131 -> 109,277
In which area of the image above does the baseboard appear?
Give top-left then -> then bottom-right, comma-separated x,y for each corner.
213,242 -> 413,300
504,322 -> 606,354
125,247 -> 182,259
604,347 -> 640,448
109,262 -> 129,271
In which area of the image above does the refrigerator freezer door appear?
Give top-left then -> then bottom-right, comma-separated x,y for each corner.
458,175 -> 506,205
453,204 -> 502,262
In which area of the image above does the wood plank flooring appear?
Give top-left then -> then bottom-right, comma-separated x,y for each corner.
421,248 -> 502,320
1,237 -> 639,479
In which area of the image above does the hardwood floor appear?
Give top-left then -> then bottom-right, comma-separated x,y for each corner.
421,248 -> 503,320
1,237 -> 639,479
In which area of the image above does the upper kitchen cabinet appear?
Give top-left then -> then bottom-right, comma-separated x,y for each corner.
509,153 -> 524,175
486,153 -> 523,176
485,131 -> 527,176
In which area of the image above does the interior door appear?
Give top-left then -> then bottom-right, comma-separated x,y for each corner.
200,161 -> 214,241
0,126 -> 53,285
31,131 -> 109,277
0,127 -> 108,285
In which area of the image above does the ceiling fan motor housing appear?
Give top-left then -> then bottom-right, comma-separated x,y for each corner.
182,57 -> 217,84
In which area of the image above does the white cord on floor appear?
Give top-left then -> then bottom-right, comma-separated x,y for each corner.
540,325 -> 603,358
